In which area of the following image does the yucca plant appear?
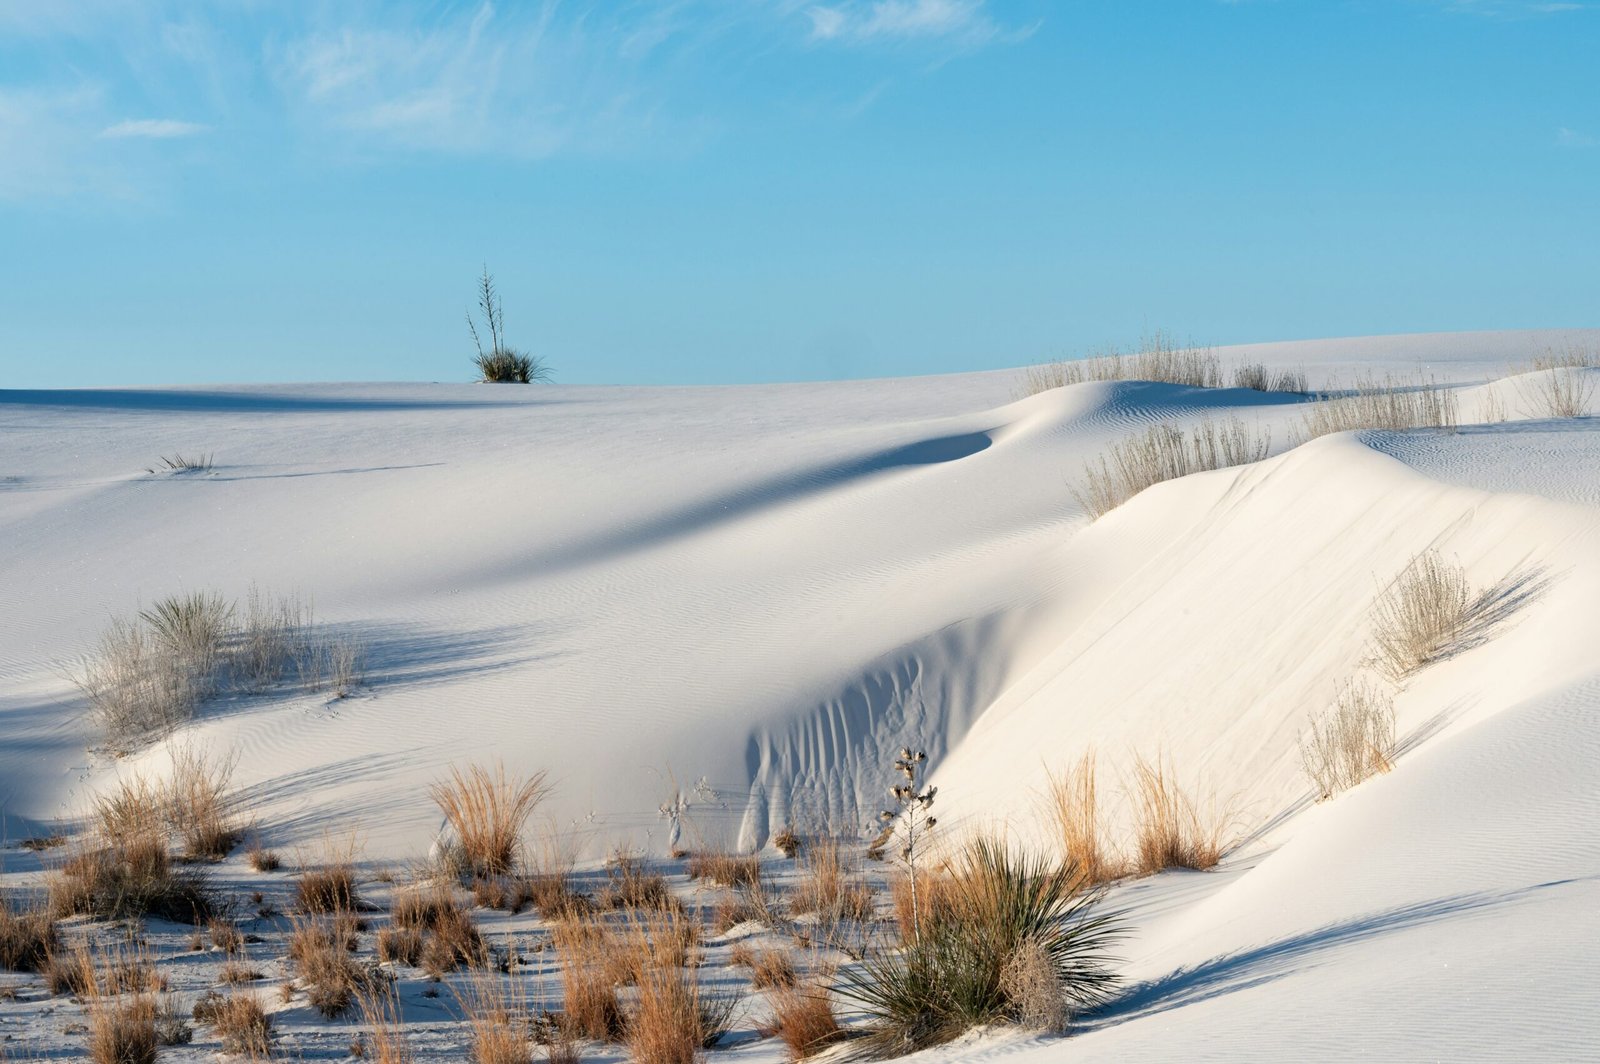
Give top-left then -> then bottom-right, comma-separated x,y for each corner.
835,837 -> 1121,1056
468,266 -> 553,383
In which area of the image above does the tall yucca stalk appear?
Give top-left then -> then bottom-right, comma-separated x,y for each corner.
836,836 -> 1120,1057
430,763 -> 550,878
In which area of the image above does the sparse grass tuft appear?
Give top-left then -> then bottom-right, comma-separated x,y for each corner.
377,926 -> 424,967
1074,417 -> 1272,519
458,974 -> 534,1064
1515,346 -> 1597,419
430,763 -> 550,879
247,840 -> 281,873
685,852 -> 760,890
165,746 -> 241,860
1043,752 -> 1124,887
1369,550 -> 1475,681
626,960 -> 705,1064
732,943 -> 796,989
768,980 -> 844,1061
295,836 -> 362,913
552,918 -> 624,1043
205,992 -> 273,1059
1129,754 -> 1230,875
49,836 -> 213,924
602,853 -> 676,912
1299,372 -> 1459,441
290,915 -> 383,1018
1301,677 -> 1397,801
1232,363 -> 1307,393
0,896 -> 55,973
771,827 -> 802,859
356,982 -> 416,1064
1020,332 -> 1223,395
88,994 -> 159,1064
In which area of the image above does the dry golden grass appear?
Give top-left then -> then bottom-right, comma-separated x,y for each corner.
290,915 -> 380,1018
685,852 -> 760,889
1043,752 -> 1125,886
521,873 -> 593,921
550,916 -> 625,1042
48,835 -> 213,925
458,974 -> 534,1064
1129,754 -> 1230,875
247,840 -> 282,873
209,918 -> 243,955
0,896 -> 55,973
626,961 -> 702,1064
767,978 -> 844,1061
430,763 -> 550,878
1301,677 -> 1396,800
602,853 -> 676,912
220,962 -> 264,985
770,827 -> 801,859
613,911 -> 699,980
420,903 -> 486,977
295,835 -> 362,913
1074,416 -> 1272,519
1514,346 -> 1597,419
355,981 -> 417,1064
377,926 -> 424,966
88,993 -> 159,1064
207,992 -> 273,1059
890,873 -> 956,945
165,746 -> 241,860
731,944 -> 796,989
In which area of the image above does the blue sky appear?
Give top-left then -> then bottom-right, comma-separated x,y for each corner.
0,0 -> 1595,388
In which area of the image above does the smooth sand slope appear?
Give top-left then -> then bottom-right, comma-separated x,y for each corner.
3,326 -> 1598,1060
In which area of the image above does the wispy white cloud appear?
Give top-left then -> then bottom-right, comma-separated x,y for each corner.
1434,0 -> 1588,15
803,0 -> 1022,45
1557,126 -> 1597,147
100,117 -> 209,139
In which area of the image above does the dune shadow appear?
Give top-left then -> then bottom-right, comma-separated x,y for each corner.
0,388 -> 574,415
518,429 -> 994,574
1082,878 -> 1587,1029
1454,565 -> 1551,655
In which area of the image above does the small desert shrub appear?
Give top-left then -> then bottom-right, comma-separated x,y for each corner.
72,618 -> 198,747
238,584 -> 311,688
206,993 -> 273,1058
1299,372 -> 1459,441
420,904 -> 487,977
153,994 -> 193,1045
1232,362 -> 1307,393
686,852 -> 760,890
468,266 -> 553,384
149,453 -> 214,473
458,974 -> 534,1064
768,980 -> 845,1061
1129,754 -> 1230,875
771,828 -> 801,859
1019,332 -> 1223,396
1301,678 -> 1396,800
551,918 -> 624,1042
1369,550 -> 1476,681
88,994 -> 159,1064
1074,416 -> 1273,519
1044,752 -> 1123,886
999,936 -> 1069,1033
290,916 -> 382,1018
211,917 -> 245,955
377,926 -> 424,966
431,763 -> 550,879
837,837 -> 1120,1056
0,897 -> 55,972
298,631 -> 366,698
220,962 -> 264,985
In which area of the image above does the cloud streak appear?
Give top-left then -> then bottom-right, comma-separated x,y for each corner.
100,118 -> 210,139
803,0 -> 1019,45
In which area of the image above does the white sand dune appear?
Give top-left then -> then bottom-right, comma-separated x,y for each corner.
3,326 -> 1598,1060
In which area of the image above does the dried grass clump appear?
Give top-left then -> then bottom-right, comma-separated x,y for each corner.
165,746 -> 241,860
768,978 -> 845,1061
72,618 -> 199,748
247,841 -> 281,873
732,943 -> 796,989
290,916 -> 382,1018
356,982 -> 416,1064
1130,755 -> 1230,875
603,854 -> 676,912
377,926 -> 424,966
626,959 -> 717,1064
220,962 -> 264,985
1301,678 -> 1396,800
1232,362 -> 1307,393
1369,550 -> 1475,681
430,763 -> 550,879
1515,346 -> 1597,419
770,828 -> 801,859
0,897 -> 55,972
1299,372 -> 1459,441
1019,332 -> 1223,396
1043,752 -> 1124,887
839,838 -> 1120,1056
551,918 -> 624,1042
522,873 -> 593,921
88,994 -> 159,1064
890,874 -> 955,945
999,936 -> 1069,1033
49,836 -> 213,924
459,975 -> 534,1064
1074,417 -> 1272,519
205,992 -> 273,1058
686,853 -> 760,890
209,918 -> 244,955
420,904 -> 487,977
295,837 -> 362,913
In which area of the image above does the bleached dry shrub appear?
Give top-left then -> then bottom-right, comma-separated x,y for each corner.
1299,373 -> 1459,441
1369,550 -> 1474,681
998,936 -> 1069,1033
1231,362 -> 1307,393
602,853 -> 676,913
49,835 -> 214,924
1129,754 -> 1230,875
298,632 -> 366,698
838,837 -> 1120,1057
731,943 -> 796,989
431,763 -> 550,879
1020,332 -> 1224,396
295,835 -> 362,913
685,852 -> 760,890
239,585 -> 311,688
1301,678 -> 1396,800
1074,416 -> 1272,519
1515,346 -> 1597,419
551,918 -> 624,1042
165,746 -> 241,860
770,827 -> 802,859
72,618 -> 199,747
1043,752 -> 1124,887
